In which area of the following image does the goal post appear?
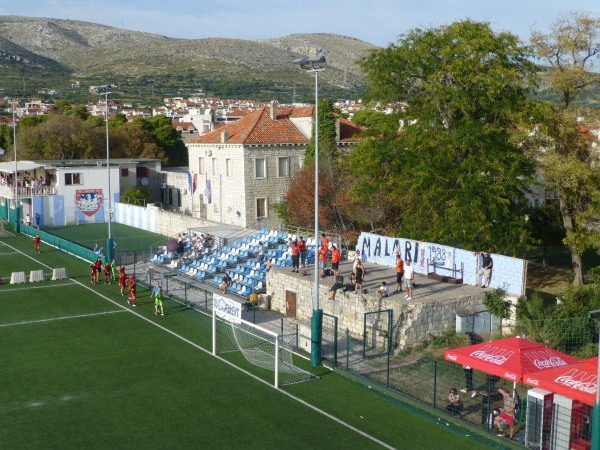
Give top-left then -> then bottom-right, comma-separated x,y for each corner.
212,307 -> 317,388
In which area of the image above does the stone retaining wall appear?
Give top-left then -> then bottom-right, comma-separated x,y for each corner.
267,270 -> 486,352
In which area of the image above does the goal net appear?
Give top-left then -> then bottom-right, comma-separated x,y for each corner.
212,308 -> 317,388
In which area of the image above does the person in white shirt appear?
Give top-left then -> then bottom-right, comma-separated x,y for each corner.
404,259 -> 414,300
376,281 -> 390,298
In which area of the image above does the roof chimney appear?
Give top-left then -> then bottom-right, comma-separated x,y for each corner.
221,129 -> 229,143
270,102 -> 276,120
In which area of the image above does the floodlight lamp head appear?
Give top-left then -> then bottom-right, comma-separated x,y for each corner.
293,55 -> 327,71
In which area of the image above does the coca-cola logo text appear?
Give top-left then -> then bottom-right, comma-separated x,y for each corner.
555,369 -> 597,395
470,345 -> 513,366
525,350 -> 568,370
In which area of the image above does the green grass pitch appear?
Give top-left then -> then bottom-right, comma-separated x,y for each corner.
0,231 -> 507,449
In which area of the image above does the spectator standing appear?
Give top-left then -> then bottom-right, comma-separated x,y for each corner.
93,243 -> 100,254
34,213 -> 40,229
321,233 -> 329,251
298,237 -> 307,268
25,213 -> 31,226
477,251 -> 493,287
257,242 -> 265,263
460,366 -> 475,397
395,254 -> 404,293
404,259 -> 414,300
354,260 -> 365,296
353,249 -> 362,272
318,243 -> 328,278
291,240 -> 300,273
330,245 -> 340,276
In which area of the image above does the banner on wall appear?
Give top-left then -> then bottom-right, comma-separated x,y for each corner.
76,189 -> 103,217
213,293 -> 241,323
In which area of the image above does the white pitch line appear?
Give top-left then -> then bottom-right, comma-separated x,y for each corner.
0,310 -> 126,328
0,282 -> 78,293
0,239 -> 395,450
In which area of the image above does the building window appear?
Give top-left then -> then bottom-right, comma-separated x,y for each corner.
226,158 -> 232,177
256,197 -> 267,218
299,155 -> 305,169
199,157 -> 204,174
64,173 -> 82,185
212,158 -> 217,176
136,166 -> 149,178
255,158 -> 267,179
278,157 -> 290,178
121,168 -> 129,177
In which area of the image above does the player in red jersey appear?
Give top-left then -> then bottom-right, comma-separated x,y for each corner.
127,275 -> 137,306
90,262 -> 97,284
119,271 -> 127,295
33,234 -> 41,253
103,262 -> 111,284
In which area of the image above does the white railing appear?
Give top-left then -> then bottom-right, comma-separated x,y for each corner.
0,184 -> 56,198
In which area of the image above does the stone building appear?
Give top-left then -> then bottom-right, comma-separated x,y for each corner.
181,103 -> 362,229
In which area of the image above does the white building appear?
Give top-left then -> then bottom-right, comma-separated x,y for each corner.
0,158 -> 161,227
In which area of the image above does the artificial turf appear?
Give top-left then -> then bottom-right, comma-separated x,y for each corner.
0,230 -> 510,449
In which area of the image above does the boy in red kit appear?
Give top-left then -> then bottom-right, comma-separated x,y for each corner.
103,262 -> 111,284
33,234 -> 41,253
127,275 -> 137,306
90,261 -> 97,284
95,257 -> 102,279
119,271 -> 127,295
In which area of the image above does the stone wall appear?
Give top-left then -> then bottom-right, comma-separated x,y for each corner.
267,270 -> 486,353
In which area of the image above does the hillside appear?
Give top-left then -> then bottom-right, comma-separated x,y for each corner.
0,16 -> 376,104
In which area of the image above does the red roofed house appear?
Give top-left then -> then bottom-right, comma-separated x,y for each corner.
176,102 -> 361,228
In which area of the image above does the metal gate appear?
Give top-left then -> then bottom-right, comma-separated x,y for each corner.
363,309 -> 393,358
322,312 -> 338,366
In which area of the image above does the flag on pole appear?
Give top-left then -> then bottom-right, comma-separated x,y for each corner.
188,172 -> 198,196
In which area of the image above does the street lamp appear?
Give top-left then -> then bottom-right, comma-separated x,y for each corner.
103,92 -> 114,262
293,55 -> 327,367
11,101 -> 20,232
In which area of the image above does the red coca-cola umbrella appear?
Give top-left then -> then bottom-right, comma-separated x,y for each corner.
444,336 -> 581,383
523,358 -> 597,406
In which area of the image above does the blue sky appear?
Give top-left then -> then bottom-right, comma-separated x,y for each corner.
8,0 -> 600,47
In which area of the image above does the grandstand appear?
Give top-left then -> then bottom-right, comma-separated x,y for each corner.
148,228 -> 316,300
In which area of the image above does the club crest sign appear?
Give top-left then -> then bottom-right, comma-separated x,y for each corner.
76,189 -> 103,217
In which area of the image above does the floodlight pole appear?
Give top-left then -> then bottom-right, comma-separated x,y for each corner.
12,101 -> 20,232
294,56 -> 326,367
104,92 -> 114,262
589,309 -> 600,450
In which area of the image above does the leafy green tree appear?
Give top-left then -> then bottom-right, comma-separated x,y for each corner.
530,12 -> 600,285
304,99 -> 338,165
483,288 -> 512,332
121,186 -> 153,206
133,115 -> 187,166
353,20 -> 538,253
18,114 -> 103,160
526,204 -> 566,267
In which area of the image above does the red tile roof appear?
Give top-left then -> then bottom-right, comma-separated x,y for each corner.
188,106 -> 310,145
